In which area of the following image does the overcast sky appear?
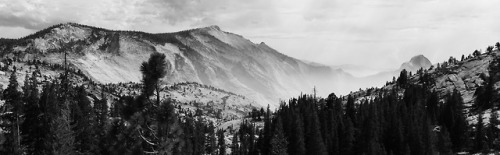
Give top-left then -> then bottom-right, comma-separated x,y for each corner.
1,0 -> 500,71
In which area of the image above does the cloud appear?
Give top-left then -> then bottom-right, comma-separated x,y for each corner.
0,13 -> 52,29
141,0 -> 281,30
1,0 -> 500,72
0,0 -> 281,32
0,0 -> 147,30
0,0 -> 59,29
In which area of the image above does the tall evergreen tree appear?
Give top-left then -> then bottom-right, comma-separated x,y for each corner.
473,114 -> 487,153
474,73 -> 493,111
340,117 -> 355,155
436,126 -> 453,155
270,117 -> 288,155
39,81 -> 75,155
397,69 -> 408,88
260,105 -> 272,155
231,132 -> 239,155
304,104 -> 327,155
206,123 -> 217,155
94,93 -> 109,154
287,113 -> 305,155
156,99 -> 183,154
1,69 -> 23,155
439,90 -> 468,152
487,111 -> 499,150
21,71 -> 44,155
140,52 -> 168,106
345,95 -> 356,121
54,83 -> 76,155
73,86 -> 98,154
217,129 -> 226,155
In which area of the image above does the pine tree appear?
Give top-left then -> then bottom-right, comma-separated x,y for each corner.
436,126 -> 452,155
439,90 -> 468,152
217,129 -> 226,155
156,99 -> 182,154
363,102 -> 383,155
487,111 -> 499,150
52,99 -> 75,155
21,71 -> 44,154
288,113 -> 305,155
397,69 -> 408,88
182,118 -> 195,155
340,117 -> 355,155
94,93 -> 109,154
473,50 -> 481,57
73,86 -> 97,154
304,105 -> 327,155
487,46 -> 494,53
231,132 -> 239,155
426,91 -> 439,123
345,95 -> 356,121
41,81 -> 75,155
473,114 -> 487,153
261,105 -> 272,155
39,82 -> 54,154
474,73 -> 493,111
270,117 -> 288,155
140,52 -> 168,106
1,69 -> 23,154
95,92 -> 108,131
206,123 -> 217,155
193,119 -> 206,155
131,52 -> 181,154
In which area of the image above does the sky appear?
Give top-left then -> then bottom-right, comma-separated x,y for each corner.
1,0 -> 500,73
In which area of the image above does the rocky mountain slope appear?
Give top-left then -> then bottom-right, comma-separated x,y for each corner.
0,58 -> 257,128
337,55 -> 434,93
0,23 -> 350,107
349,49 -> 500,124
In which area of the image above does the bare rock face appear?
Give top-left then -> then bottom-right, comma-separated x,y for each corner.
432,54 -> 493,105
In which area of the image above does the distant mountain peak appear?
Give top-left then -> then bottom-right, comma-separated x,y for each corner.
409,55 -> 431,67
196,25 -> 222,32
207,25 -> 221,31
399,54 -> 432,72
258,42 -> 271,48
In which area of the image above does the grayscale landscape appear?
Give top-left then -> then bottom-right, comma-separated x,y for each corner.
0,0 -> 499,154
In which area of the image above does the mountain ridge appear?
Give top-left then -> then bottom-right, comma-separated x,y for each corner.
0,22 -> 350,107
349,49 -> 500,124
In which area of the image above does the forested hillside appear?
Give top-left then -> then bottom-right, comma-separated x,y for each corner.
227,44 -> 500,155
0,53 -> 260,154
